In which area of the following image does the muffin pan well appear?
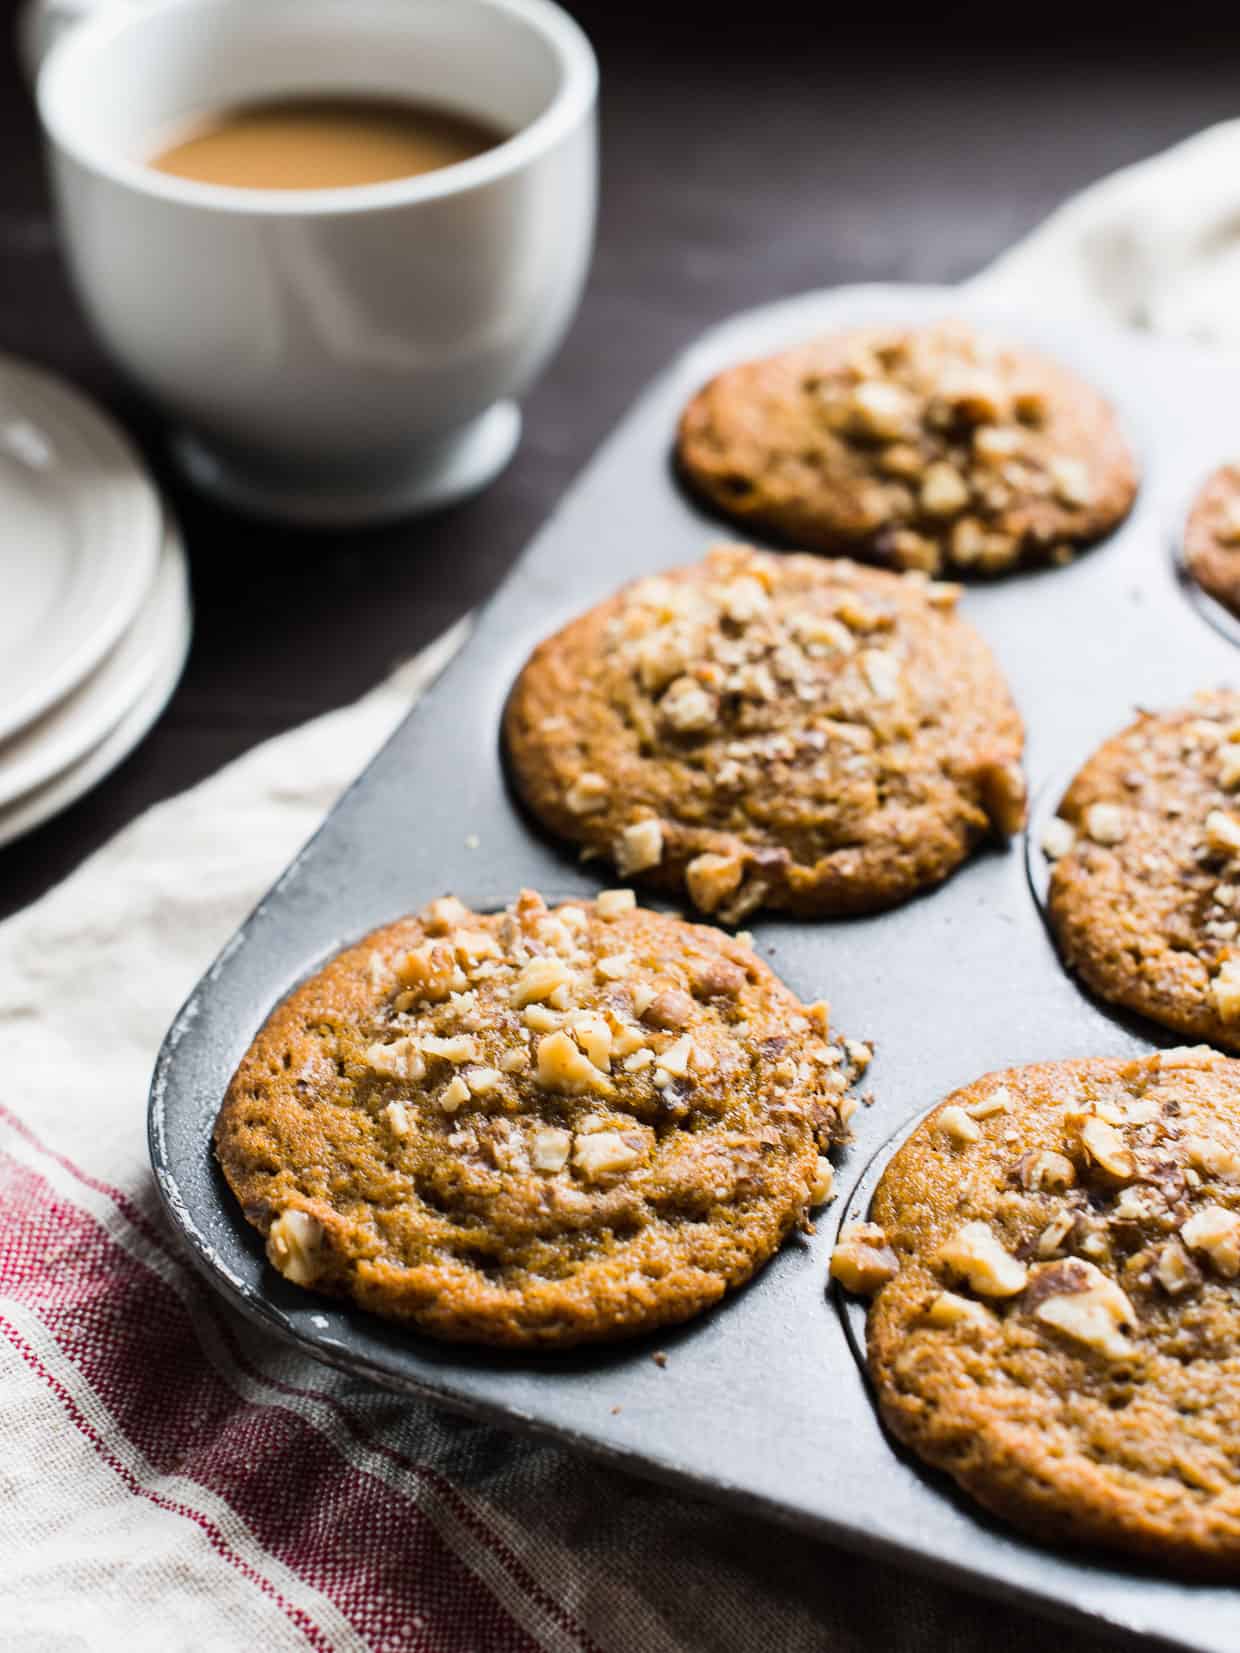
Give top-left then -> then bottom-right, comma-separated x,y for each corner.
150,284 -> 1240,1653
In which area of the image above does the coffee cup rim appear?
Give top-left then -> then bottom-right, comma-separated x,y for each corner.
36,0 -> 598,215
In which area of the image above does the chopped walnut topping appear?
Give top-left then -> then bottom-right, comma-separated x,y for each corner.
861,649 -> 901,700
807,1000 -> 831,1036
266,1210 -> 324,1286
596,953 -> 632,980
1036,1210 -> 1076,1258
500,1048 -> 529,1074
830,1222 -> 900,1294
395,944 -> 458,1004
977,759 -> 1027,835
643,989 -> 696,1029
1018,1149 -> 1076,1193
845,1038 -> 872,1072
596,889 -> 636,920
938,1104 -> 981,1146
920,461 -> 970,518
657,1033 -> 695,1077
1041,817 -> 1076,860
531,1126 -> 572,1173
1027,1259 -> 1136,1359
925,1290 -> 992,1329
366,1037 -> 427,1083
934,1221 -> 1027,1297
1047,456 -> 1094,508
850,379 -> 916,441
966,1086 -> 1010,1119
452,928 -> 501,964
685,851 -> 745,915
423,896 -> 470,934
1181,1205 -> 1240,1276
1155,1239 -> 1201,1296
1157,1044 -> 1223,1071
1220,747 -> 1240,792
1206,809 -> 1240,857
572,1130 -> 643,1180
973,424 -> 1023,466
421,1034 -> 479,1064
1078,1116 -> 1137,1183
1185,1134 -> 1240,1182
440,1074 -> 471,1112
465,1066 -> 503,1096
719,574 -> 769,623
565,772 -> 609,815
511,956 -> 573,1008
809,1156 -> 835,1205
1085,803 -> 1127,845
661,676 -> 717,734
383,1100 -> 410,1137
536,1031 -> 614,1096
569,1012 -> 613,1072
615,818 -> 664,875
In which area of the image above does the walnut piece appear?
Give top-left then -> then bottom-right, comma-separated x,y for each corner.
536,1031 -> 615,1096
1184,1134 -> 1240,1183
1041,817 -> 1076,860
966,1086 -> 1010,1120
383,1100 -> 410,1137
572,1130 -> 643,1180
937,1104 -> 981,1146
510,956 -> 573,1008
1078,1115 -> 1137,1183
1205,809 -> 1240,857
830,1221 -> 900,1294
934,1220 -> 1027,1297
365,1036 -> 426,1083
1085,803 -> 1127,845
1155,1239 -> 1201,1296
266,1210 -> 324,1286
685,851 -> 744,914
809,1155 -> 835,1205
1017,1149 -> 1076,1193
565,772 -> 609,815
596,889 -> 636,920
1028,1259 -> 1136,1360
531,1126 -> 572,1172
615,818 -> 664,875
1181,1205 -> 1240,1277
925,1290 -> 992,1330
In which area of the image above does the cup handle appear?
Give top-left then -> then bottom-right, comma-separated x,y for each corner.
17,0 -> 140,83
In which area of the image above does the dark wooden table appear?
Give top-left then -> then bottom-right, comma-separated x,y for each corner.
4,2 -> 1240,921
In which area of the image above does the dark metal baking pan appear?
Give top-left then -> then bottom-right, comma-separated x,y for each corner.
150,284 -> 1240,1653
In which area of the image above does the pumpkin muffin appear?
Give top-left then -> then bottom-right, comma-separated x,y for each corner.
1185,463 -> 1240,618
1046,691 -> 1240,1051
677,320 -> 1138,576
505,544 -> 1026,921
833,1052 -> 1240,1573
217,887 -> 863,1348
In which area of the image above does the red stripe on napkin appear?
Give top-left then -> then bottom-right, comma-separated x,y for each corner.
0,1145 -> 541,1653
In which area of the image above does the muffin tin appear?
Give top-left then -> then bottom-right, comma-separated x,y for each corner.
150,284 -> 1240,1652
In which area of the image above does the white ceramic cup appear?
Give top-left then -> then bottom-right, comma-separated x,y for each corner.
36,0 -> 597,524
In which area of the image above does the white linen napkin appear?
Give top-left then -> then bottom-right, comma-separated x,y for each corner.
6,126 -> 1240,1651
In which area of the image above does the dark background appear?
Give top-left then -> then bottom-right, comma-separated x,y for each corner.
3,1 -> 1240,920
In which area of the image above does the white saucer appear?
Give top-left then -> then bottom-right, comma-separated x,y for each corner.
0,519 -> 192,851
0,354 -> 162,743
0,515 -> 188,808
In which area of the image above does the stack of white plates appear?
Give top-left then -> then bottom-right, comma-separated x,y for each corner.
0,355 -> 192,849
